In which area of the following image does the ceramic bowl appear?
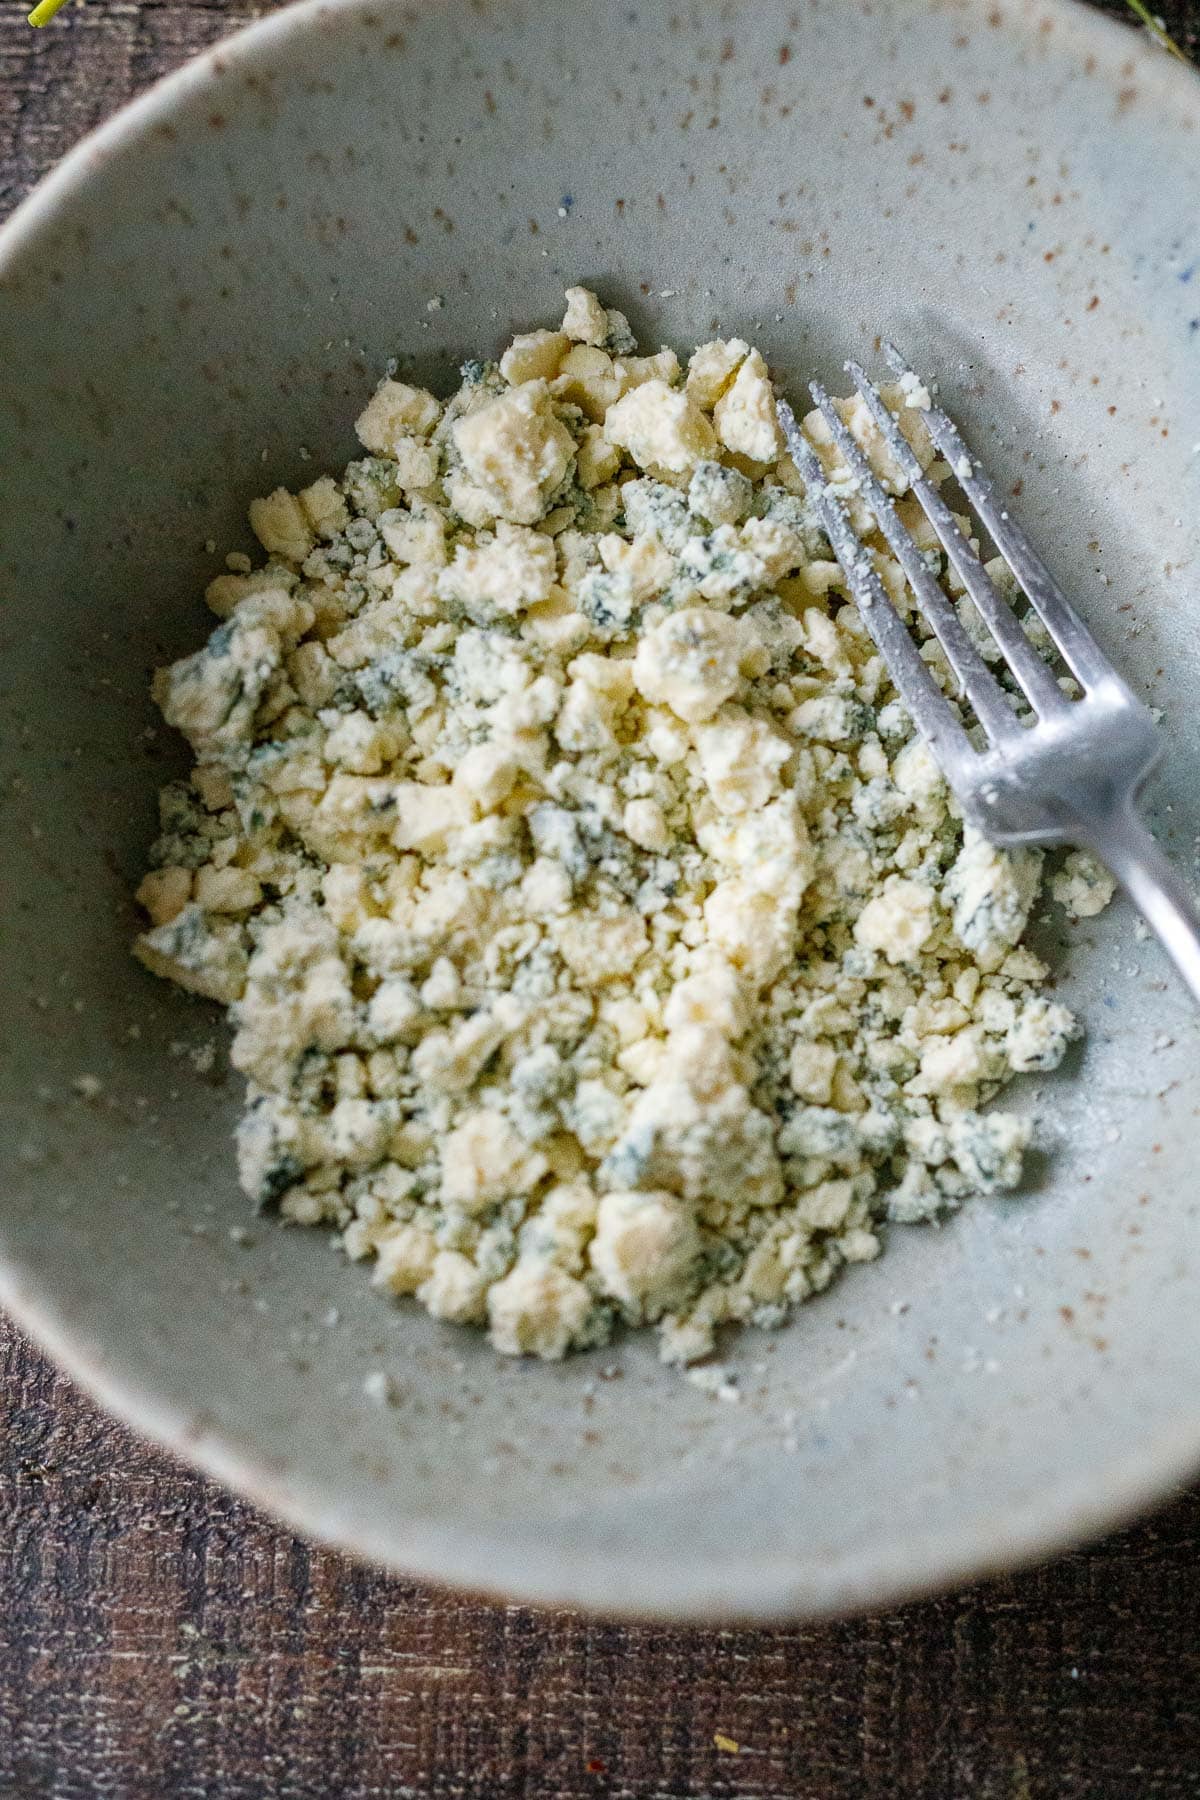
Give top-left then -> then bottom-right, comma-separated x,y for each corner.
2,0 -> 1199,1620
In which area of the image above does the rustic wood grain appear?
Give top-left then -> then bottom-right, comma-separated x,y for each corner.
4,1299 -> 1200,1800
3,4 -> 1200,1795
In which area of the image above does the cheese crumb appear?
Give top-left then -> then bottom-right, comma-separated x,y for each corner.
1051,850 -> 1118,919
604,380 -> 717,477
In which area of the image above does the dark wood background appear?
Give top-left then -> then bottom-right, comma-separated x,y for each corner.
3,3 -> 1199,1793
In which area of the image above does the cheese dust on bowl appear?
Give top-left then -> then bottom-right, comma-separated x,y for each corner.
134,289 -> 1110,1368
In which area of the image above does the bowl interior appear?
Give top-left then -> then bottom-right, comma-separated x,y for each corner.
2,0 -> 1200,1618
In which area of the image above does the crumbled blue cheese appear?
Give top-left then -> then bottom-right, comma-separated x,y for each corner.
1050,849 -> 1117,919
134,288 -> 1107,1366
450,380 -> 575,525
604,379 -> 716,478
712,349 -> 784,464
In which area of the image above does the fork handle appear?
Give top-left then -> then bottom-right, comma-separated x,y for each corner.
1083,805 -> 1200,1006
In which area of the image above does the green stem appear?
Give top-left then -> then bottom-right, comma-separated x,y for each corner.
1123,0 -> 1190,62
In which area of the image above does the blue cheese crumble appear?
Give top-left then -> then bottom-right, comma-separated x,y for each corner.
134,289 -> 1105,1365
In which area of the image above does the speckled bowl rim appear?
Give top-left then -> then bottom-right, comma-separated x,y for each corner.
2,0 -> 1199,1621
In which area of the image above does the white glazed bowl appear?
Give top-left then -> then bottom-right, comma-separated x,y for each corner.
2,0 -> 1199,1620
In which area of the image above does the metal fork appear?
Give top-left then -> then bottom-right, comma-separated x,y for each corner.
776,349 -> 1200,1004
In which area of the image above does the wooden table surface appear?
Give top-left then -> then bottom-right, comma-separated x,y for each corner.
3,3 -> 1199,1793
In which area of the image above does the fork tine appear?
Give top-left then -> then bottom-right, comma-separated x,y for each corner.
776,398 -> 976,780
809,381 -> 1020,746
845,360 -> 1068,717
882,342 -> 1116,691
